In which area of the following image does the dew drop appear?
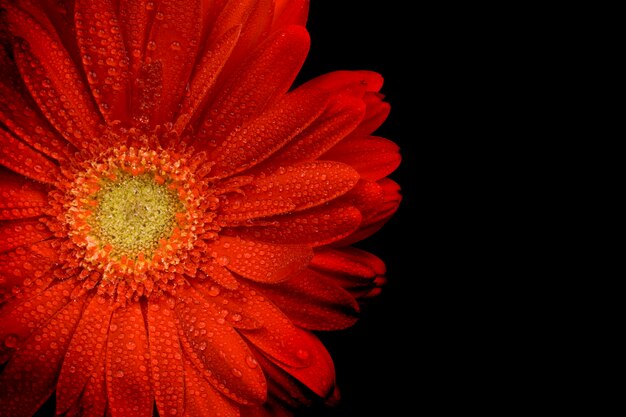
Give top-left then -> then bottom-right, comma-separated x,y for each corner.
4,334 -> 18,348
245,355 -> 258,369
232,368 -> 242,378
126,341 -> 137,350
115,370 -> 124,377
170,41 -> 181,51
296,349 -> 310,360
207,286 -> 220,296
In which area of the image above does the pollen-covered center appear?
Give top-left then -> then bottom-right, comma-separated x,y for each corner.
93,174 -> 182,258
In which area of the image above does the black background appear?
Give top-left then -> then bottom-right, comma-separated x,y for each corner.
295,2 -> 419,417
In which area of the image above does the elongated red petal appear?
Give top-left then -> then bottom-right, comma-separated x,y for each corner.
218,161 -> 359,224
4,3 -> 102,147
0,129 -> 59,184
0,278 -> 75,364
258,330 -> 335,399
56,295 -> 114,415
0,78 -> 73,162
252,268 -> 360,331
145,0 -> 203,125
0,295 -> 84,417
193,25 -> 310,150
340,178 -> 401,244
175,286 -> 267,404
75,0 -> 131,123
182,356 -> 240,417
118,0 -> 150,79
322,135 -> 401,181
255,95 -> 365,168
0,241 -> 56,298
106,303 -> 153,417
147,297 -> 185,417
0,219 -> 51,253
208,236 -> 312,284
174,25 -> 241,134
351,92 -> 391,137
0,168 -> 48,220
210,87 -> 328,178
64,353 -> 108,417
272,0 -> 309,29
234,204 -> 362,246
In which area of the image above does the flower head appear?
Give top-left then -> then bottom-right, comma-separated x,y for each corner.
0,1 -> 401,416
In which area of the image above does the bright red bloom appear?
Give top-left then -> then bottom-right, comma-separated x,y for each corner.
0,1 -> 400,416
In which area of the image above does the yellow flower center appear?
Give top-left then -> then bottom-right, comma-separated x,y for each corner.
92,174 -> 182,259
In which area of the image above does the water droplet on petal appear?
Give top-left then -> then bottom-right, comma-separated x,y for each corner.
4,334 -> 18,348
126,341 -> 136,350
245,355 -> 258,369
296,349 -> 310,360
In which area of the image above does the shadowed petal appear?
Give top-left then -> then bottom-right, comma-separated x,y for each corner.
251,269 -> 360,331
0,294 -> 84,417
0,129 -> 59,184
182,355 -> 240,417
0,278 -> 76,364
145,0 -> 203,125
193,25 -> 310,150
0,219 -> 52,253
234,204 -> 362,246
106,303 -> 152,417
209,86 -> 329,178
75,0 -> 131,123
208,236 -> 312,284
56,295 -> 114,415
175,286 -> 267,405
4,2 -> 102,147
0,168 -> 48,220
147,297 -> 185,417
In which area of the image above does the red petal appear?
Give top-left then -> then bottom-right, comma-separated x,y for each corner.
0,219 -> 52,253
209,86 -> 329,178
209,0 -> 273,71
182,356 -> 240,417
56,295 -> 114,415
256,95 -> 365,168
0,278 -> 75,364
234,204 -> 362,246
147,297 -> 185,417
351,92 -> 391,137
337,179 -> 385,221
253,268 -> 360,331
219,161 -> 360,223
272,0 -> 309,29
208,236 -> 312,284
175,286 -> 267,404
75,0 -> 131,123
0,167 -> 48,220
304,70 -> 383,95
340,178 -> 401,244
0,72 -> 74,161
118,0 -> 150,79
64,353 -> 108,417
106,303 -> 153,417
322,136 -> 401,181
145,0 -> 203,125
174,25 -> 241,134
5,3 -> 102,147
0,129 -> 59,184
0,294 -> 84,417
252,352 -> 311,407
193,25 -> 310,150
310,247 -> 385,279
258,330 -> 335,399
0,241 -> 56,298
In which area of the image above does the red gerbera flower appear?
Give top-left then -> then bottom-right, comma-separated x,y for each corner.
0,1 -> 401,416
